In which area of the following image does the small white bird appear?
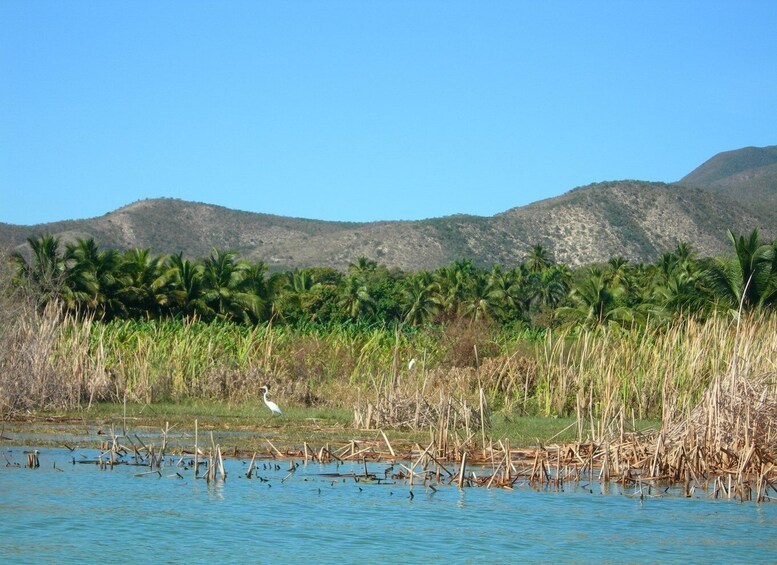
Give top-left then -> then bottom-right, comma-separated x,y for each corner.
408,358 -> 416,370
261,385 -> 283,416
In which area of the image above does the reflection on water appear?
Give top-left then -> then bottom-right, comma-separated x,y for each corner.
1,447 -> 776,564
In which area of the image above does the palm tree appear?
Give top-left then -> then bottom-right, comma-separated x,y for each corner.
485,265 -> 527,322
118,248 -> 175,318
167,253 -> 213,319
525,244 -> 554,273
556,271 -> 633,327
62,238 -> 99,311
272,269 -> 313,323
763,237 -> 777,307
527,265 -> 570,314
290,270 -> 314,294
434,260 -> 474,318
674,241 -> 696,265
338,275 -> 376,320
704,228 -> 776,311
64,238 -> 124,318
265,270 -> 293,321
655,269 -> 709,317
656,252 -> 674,280
460,269 -> 496,321
241,260 -> 271,321
12,234 -> 67,308
400,272 -> 441,326
202,249 -> 256,322
607,257 -> 630,284
348,257 -> 378,278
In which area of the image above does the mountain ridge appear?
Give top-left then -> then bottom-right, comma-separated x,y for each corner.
2,145 -> 775,271
677,145 -> 777,225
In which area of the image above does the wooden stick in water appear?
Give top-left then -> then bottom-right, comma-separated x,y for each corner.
458,451 -> 468,488
194,419 -> 199,477
207,451 -> 215,483
217,446 -> 226,481
479,387 -> 487,459
343,446 -> 374,461
486,458 -> 504,489
381,430 -> 396,458
266,439 -> 284,458
134,433 -> 150,455
246,452 -> 257,479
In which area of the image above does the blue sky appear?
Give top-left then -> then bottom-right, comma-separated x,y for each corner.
1,1 -> 776,226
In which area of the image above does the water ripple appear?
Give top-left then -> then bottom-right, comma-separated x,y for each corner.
1,447 -> 776,564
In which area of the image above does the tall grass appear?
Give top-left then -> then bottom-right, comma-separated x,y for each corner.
2,300 -> 775,424
527,315 -> 777,426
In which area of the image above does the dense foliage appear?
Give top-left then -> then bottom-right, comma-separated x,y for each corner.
9,228 -> 777,328
4,229 -> 777,419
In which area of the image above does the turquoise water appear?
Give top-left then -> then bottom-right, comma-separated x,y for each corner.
1,447 -> 776,564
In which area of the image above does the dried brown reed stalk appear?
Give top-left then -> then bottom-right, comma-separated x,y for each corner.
0,301 -> 112,415
353,363 -> 494,464
354,388 -> 484,432
0,254 -> 114,414
650,310 -> 777,497
562,314 -> 777,501
549,368 -> 776,501
659,370 -> 777,487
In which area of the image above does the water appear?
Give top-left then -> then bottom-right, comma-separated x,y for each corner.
1,447 -> 776,564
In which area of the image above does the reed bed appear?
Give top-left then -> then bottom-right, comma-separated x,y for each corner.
3,304 -> 776,450
5,312 -> 775,501
539,315 -> 777,503
531,316 -> 777,422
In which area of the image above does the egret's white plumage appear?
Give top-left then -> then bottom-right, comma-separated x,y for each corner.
408,358 -> 416,370
262,385 -> 283,416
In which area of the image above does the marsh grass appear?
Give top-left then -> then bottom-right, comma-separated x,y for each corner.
10,401 -> 640,450
55,399 -> 351,426
531,315 -> 777,421
2,303 -> 776,441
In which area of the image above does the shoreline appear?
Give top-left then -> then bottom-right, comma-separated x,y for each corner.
3,409 -> 775,503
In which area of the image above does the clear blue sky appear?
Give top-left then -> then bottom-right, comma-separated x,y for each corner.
2,1 -> 776,226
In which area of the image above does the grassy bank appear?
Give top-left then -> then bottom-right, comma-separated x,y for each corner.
4,400 -> 652,450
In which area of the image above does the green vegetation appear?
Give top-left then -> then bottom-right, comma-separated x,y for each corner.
10,228 -> 777,328
2,228 -> 777,441
5,401 -> 605,451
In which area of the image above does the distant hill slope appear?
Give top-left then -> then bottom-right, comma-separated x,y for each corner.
495,181 -> 761,266
1,146 -> 774,271
678,145 -> 777,224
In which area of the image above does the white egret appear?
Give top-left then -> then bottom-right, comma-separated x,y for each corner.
261,385 -> 283,416
408,358 -> 416,370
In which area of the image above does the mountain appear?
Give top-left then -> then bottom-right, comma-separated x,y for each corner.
1,146 -> 774,271
495,180 -> 762,266
678,145 -> 777,224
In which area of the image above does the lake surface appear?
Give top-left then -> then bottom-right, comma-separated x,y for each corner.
1,446 -> 776,564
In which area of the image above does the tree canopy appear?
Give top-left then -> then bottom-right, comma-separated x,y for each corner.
9,230 -> 777,329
